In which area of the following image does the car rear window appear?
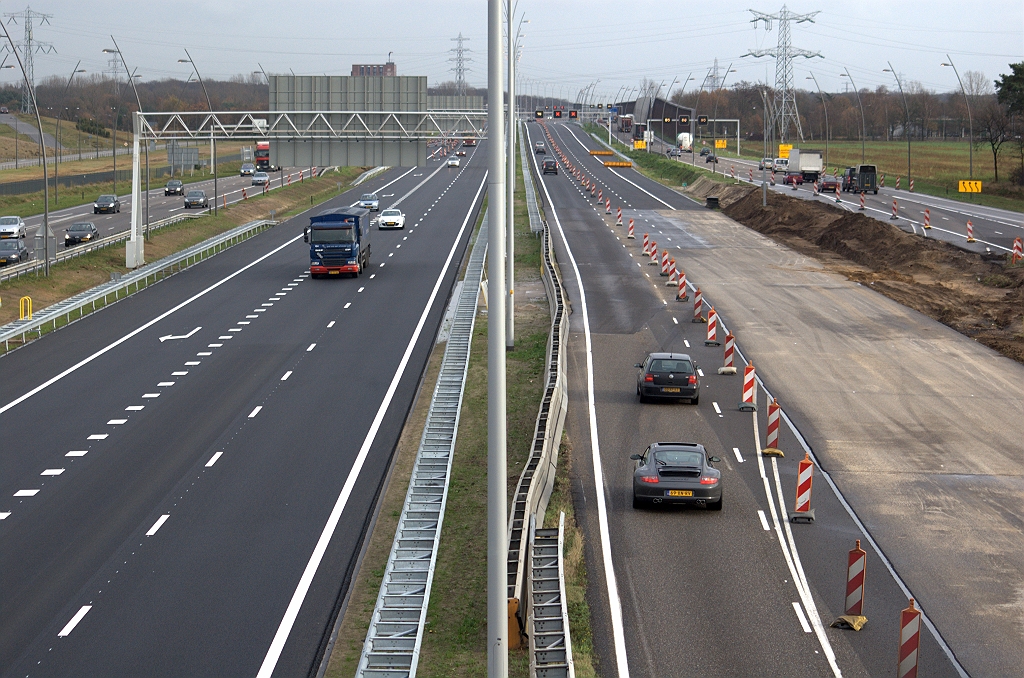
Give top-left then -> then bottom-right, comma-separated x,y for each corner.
649,359 -> 693,374
654,450 -> 703,466
858,165 -> 876,173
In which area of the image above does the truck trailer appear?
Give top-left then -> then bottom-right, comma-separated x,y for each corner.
842,165 -> 878,194
676,132 -> 693,153
787,149 -> 823,182
304,207 -> 372,278
618,114 -> 633,133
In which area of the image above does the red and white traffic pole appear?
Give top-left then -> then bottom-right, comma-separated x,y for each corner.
616,207 -> 623,226
835,183 -> 841,203
676,270 -> 689,301
692,287 -> 705,323
896,175 -> 901,190
923,209 -> 931,229
627,219 -> 635,239
1012,237 -> 1023,264
606,198 -> 612,214
764,398 -> 782,454
705,307 -> 720,346
859,193 -> 865,211
788,452 -> 815,522
717,332 -> 737,375
966,220 -> 976,242
909,177 -> 914,192
845,540 -> 867,617
738,362 -> 756,411
898,599 -> 922,678
666,260 -> 680,287
642,232 -> 649,254
890,200 -> 899,221
880,174 -> 885,189
648,242 -> 659,265
660,250 -> 670,276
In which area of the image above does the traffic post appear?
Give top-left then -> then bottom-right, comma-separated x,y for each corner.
738,362 -> 756,411
763,398 -> 783,456
666,260 -> 680,287
890,200 -> 899,221
896,176 -> 901,190
770,170 -> 776,185
648,242 -> 659,265
923,209 -> 931,229
676,270 -> 689,301
718,332 -> 737,375
1012,237 -> 1023,264
880,174 -> 885,188
627,219 -> 635,239
660,250 -> 670,276
642,232 -> 650,254
909,178 -> 914,192
831,540 -> 869,631
242,188 -> 247,200
705,307 -> 720,346
787,452 -> 815,523
812,181 -> 819,196
966,220 -> 976,243
606,198 -> 612,215
597,188 -> 603,203
835,183 -> 841,203
616,207 -> 622,226
859,193 -> 865,211
692,287 -> 705,323
749,168 -> 753,182
898,599 -> 922,678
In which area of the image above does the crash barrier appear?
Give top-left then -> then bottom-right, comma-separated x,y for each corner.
504,123 -> 572,672
519,133 -> 545,235
354,216 -> 488,677
788,453 -> 816,523
0,218 -> 275,355
527,513 -> 575,678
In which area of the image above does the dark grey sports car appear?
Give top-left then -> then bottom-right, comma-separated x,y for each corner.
636,352 -> 700,404
631,442 -> 722,510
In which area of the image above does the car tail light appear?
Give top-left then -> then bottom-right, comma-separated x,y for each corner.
688,375 -> 697,385
700,476 -> 718,485
644,375 -> 654,382
639,476 -> 659,484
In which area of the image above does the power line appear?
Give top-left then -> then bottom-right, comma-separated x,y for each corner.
2,6 -> 56,113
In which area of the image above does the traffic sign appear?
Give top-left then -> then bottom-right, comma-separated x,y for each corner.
597,103 -> 604,109
633,140 -> 647,150
568,110 -> 578,119
698,115 -> 708,125
610,106 -> 618,113
554,110 -> 562,118
663,117 -> 672,124
778,143 -> 793,159
679,116 -> 690,124
958,180 -> 982,193
715,139 -> 727,149
535,110 -> 544,119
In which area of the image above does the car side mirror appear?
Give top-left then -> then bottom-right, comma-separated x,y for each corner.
629,454 -> 642,461
303,227 -> 309,243
709,456 -> 721,463
634,363 -> 643,368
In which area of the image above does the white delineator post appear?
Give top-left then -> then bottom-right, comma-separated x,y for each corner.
487,0 -> 508,673
126,110 -> 144,268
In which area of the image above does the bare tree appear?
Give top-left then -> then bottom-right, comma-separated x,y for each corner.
976,99 -> 1009,181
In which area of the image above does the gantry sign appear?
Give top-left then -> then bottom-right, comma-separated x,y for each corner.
125,108 -> 487,267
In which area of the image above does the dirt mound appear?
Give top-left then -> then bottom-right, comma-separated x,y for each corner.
723,190 -> 1024,363
683,176 -> 755,208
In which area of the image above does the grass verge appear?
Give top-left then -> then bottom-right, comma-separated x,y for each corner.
0,165 -> 367,329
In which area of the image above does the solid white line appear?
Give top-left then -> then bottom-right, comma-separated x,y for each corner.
57,605 -> 92,637
281,371 -> 292,381
205,451 -> 223,467
256,168 -> 488,678
733,447 -> 744,463
306,343 -> 316,352
757,510 -> 770,531
248,406 -> 262,418
792,601 -> 813,633
528,124 -> 631,678
146,514 -> 170,536
0,230 -> 308,417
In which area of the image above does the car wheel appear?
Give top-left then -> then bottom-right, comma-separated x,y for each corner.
691,394 -> 699,405
93,209 -> 98,214
874,190 -> 878,195
632,494 -> 644,510
708,492 -> 723,511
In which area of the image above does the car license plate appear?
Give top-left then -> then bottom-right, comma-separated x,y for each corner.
667,490 -> 693,497
662,387 -> 680,393
328,270 -> 340,275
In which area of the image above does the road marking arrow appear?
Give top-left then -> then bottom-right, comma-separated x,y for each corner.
159,327 -> 201,342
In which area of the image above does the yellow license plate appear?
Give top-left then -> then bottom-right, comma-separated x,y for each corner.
328,270 -> 340,275
668,490 -> 693,497
662,387 -> 680,393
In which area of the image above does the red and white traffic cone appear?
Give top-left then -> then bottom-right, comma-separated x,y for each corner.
788,452 -> 815,523
648,243 -> 659,265
763,398 -> 783,455
660,250 -> 670,276
666,260 -> 679,287
1013,237 -> 1023,264
966,220 -> 976,242
835,183 -> 841,203
642,232 -> 650,254
676,270 -> 689,301
627,219 -> 635,239
898,599 -> 922,678
606,198 -> 612,214
845,540 -> 867,617
909,178 -> 914,192
591,184 -> 597,197
616,207 -> 623,226
718,332 -> 736,374
705,307 -> 720,346
896,175 -> 901,190
692,287 -> 705,323
242,188 -> 248,200
738,362 -> 756,411
923,209 -> 931,229
890,200 -> 899,221
859,193 -> 865,211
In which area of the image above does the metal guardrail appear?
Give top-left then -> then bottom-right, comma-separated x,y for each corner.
507,124 -> 571,664
0,218 -> 276,354
520,132 -> 544,234
528,513 -> 574,678
355,214 -> 489,677
352,166 -> 390,186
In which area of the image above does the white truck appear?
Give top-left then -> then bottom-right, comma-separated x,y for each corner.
788,149 -> 823,182
676,132 -> 693,153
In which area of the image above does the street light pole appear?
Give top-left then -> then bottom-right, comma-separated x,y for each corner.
942,56 -> 973,178
806,72 -> 828,171
841,68 -> 866,164
106,39 -> 151,239
53,62 -> 85,208
884,63 -> 911,188
692,69 -> 713,167
180,50 -> 216,214
710,64 -> 735,175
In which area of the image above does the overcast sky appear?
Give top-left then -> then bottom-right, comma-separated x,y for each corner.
4,0 -> 1021,100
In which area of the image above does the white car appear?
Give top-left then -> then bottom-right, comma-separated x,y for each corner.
447,157 -> 460,168
0,215 -> 27,239
378,208 -> 406,230
359,193 -> 380,211
758,157 -> 773,170
251,171 -> 270,186
773,158 -> 789,172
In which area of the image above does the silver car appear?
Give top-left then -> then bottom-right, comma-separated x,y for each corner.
358,193 -> 380,211
0,215 -> 27,239
252,172 -> 270,186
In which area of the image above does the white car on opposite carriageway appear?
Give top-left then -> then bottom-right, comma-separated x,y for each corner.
378,209 -> 406,230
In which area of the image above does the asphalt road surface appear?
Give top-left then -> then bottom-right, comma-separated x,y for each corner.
526,120 -> 977,677
0,145 -> 486,676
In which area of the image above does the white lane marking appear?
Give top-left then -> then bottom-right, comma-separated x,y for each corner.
205,451 -> 223,467
733,447 -> 744,463
0,512 -> 10,519
261,303 -> 274,307
185,361 -> 201,366
757,510 -> 770,531
344,302 -> 351,309
88,434 -> 108,440
196,352 -> 212,357
327,321 -> 335,328
57,606 -> 92,637
158,382 -> 175,386
527,127 -> 631,678
66,451 -> 87,457
14,489 -> 40,496
281,371 -> 292,381
357,287 -> 365,293
142,393 -> 160,398
158,326 -> 201,343
697,368 -> 704,377
207,343 -> 222,348
219,336 -> 233,340
146,514 -> 170,536
683,339 -> 690,348
306,343 -> 316,352
229,328 -> 242,332
672,317 -> 678,325
248,406 -> 262,418
245,316 -> 258,319
712,402 -> 722,414
792,602 -> 813,633
256,169 -> 488,678
107,419 -> 128,425
254,309 -> 266,313
269,297 -> 281,301
41,469 -> 65,476
661,299 -> 667,305
171,372 -> 188,376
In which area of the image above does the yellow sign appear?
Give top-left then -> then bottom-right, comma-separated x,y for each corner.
589,150 -> 614,156
778,144 -> 793,159
633,140 -> 646,150
958,180 -> 982,193
715,139 -> 727,149
604,160 -> 633,167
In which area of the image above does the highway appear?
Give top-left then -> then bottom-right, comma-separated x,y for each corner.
523,120 -> 1016,676
605,125 -> 1023,255
0,142 -> 486,676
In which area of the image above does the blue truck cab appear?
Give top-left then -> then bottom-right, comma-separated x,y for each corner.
304,207 -> 372,278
